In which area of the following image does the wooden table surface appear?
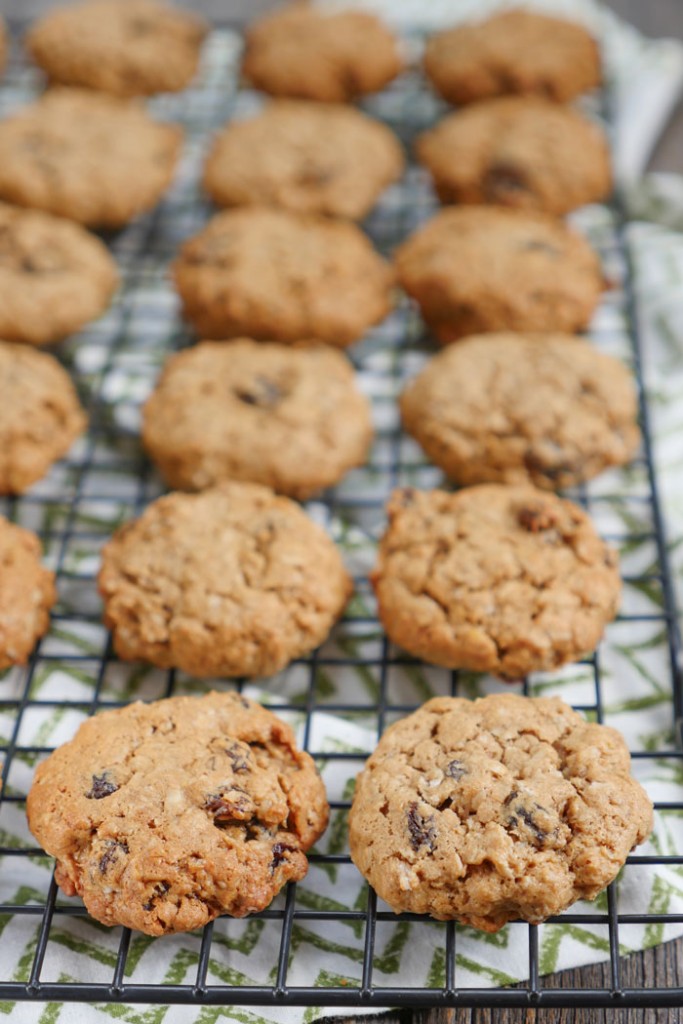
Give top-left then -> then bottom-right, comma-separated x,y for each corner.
2,0 -> 682,1020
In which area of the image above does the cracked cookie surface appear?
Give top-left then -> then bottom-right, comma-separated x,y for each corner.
423,9 -> 601,105
242,3 -> 403,102
400,332 -> 640,490
203,100 -> 404,220
395,206 -> 603,344
371,486 -> 620,678
98,481 -> 353,677
142,339 -> 373,498
0,88 -> 182,228
26,0 -> 207,97
0,202 -> 118,346
173,207 -> 393,346
0,341 -> 87,494
349,694 -> 652,931
0,516 -> 56,670
27,690 -> 329,935
418,97 -> 611,216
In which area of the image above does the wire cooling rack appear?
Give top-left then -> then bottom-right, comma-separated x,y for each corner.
1,18 -> 683,1014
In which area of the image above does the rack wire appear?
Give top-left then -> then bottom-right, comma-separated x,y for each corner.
1,16 -> 683,1014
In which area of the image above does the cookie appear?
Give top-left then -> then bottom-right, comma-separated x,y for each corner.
0,341 -> 87,494
400,333 -> 640,490
203,100 -> 404,221
242,3 -> 403,102
98,481 -> 352,677
27,691 -> 329,935
395,206 -> 604,344
172,207 -> 393,346
142,339 -> 373,498
371,486 -> 620,679
417,98 -> 611,216
423,9 -> 601,105
0,202 -> 118,347
349,694 -> 652,931
0,88 -> 182,228
0,516 -> 56,670
26,0 -> 208,97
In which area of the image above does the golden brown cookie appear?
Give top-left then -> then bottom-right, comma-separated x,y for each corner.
172,207 -> 393,346
0,202 -> 118,346
423,9 -> 601,105
349,694 -> 652,931
0,341 -> 87,494
26,0 -> 208,97
242,2 -> 403,102
98,482 -> 353,677
142,339 -> 373,498
0,516 -> 56,670
395,206 -> 604,344
417,97 -> 612,216
0,88 -> 182,228
400,333 -> 640,490
203,100 -> 404,220
371,486 -> 620,679
27,691 -> 329,935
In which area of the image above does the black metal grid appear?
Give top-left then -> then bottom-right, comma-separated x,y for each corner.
1,16 -> 683,1014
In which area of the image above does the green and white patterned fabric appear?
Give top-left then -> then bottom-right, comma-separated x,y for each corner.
2,1 -> 683,1021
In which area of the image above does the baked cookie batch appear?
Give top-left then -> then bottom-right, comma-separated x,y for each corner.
0,2 -> 653,939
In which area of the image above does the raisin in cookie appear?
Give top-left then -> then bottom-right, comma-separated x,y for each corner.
401,333 -> 640,490
424,9 -> 601,106
0,517 -> 56,670
173,207 -> 393,346
27,691 -> 329,935
371,486 -> 620,679
0,341 -> 87,494
99,482 -> 352,677
417,98 -> 611,216
349,694 -> 652,931
142,339 -> 373,498
203,101 -> 404,221
0,202 -> 118,346
0,88 -> 182,228
242,3 -> 403,102
395,207 -> 603,344
26,0 -> 207,97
